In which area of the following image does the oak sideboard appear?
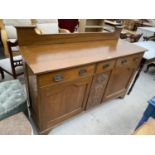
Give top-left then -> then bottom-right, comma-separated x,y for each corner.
16,26 -> 146,134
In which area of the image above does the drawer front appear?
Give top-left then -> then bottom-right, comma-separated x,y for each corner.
116,56 -> 132,68
38,64 -> 95,87
96,60 -> 115,74
130,53 -> 143,68
115,54 -> 143,68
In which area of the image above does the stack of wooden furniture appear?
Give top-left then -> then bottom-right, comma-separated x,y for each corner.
79,19 -> 105,32
16,26 -> 146,134
104,19 -> 122,27
123,19 -> 142,31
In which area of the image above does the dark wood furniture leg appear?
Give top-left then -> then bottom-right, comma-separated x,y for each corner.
7,40 -> 24,79
0,67 -> 4,79
144,63 -> 155,73
127,58 -> 146,95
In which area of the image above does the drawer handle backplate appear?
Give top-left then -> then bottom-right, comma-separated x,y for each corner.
53,74 -> 64,82
121,59 -> 128,64
79,69 -> 87,76
103,64 -> 110,69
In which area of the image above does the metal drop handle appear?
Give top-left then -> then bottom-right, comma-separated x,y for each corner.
121,59 -> 128,64
53,74 -> 64,82
103,64 -> 110,69
79,69 -> 87,76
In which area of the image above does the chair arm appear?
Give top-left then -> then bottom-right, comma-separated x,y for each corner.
59,28 -> 70,33
1,28 -> 9,57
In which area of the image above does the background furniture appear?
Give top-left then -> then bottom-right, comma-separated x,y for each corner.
79,19 -> 105,32
0,56 -> 23,79
7,40 -> 23,78
127,41 -> 155,94
0,80 -> 28,121
0,25 -> 24,79
141,19 -> 155,27
0,112 -> 32,135
143,36 -> 155,72
0,40 -> 23,79
17,26 -> 145,134
134,41 -> 155,72
135,96 -> 155,129
135,41 -> 155,62
58,19 -> 79,32
134,118 -> 155,135
35,19 -> 70,34
120,32 -> 143,43
0,19 -> 33,57
0,28 -> 5,59
137,27 -> 155,41
123,19 -> 139,31
0,67 -> 4,79
104,19 -> 122,26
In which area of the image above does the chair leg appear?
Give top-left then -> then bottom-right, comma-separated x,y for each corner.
11,66 -> 17,79
144,65 -> 150,73
144,63 -> 155,73
0,68 -> 4,79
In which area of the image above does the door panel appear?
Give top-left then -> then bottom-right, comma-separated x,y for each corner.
86,72 -> 110,109
39,77 -> 92,129
103,67 -> 136,101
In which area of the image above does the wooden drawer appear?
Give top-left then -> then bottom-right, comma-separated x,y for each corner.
130,53 -> 143,68
38,64 -> 95,87
116,56 -> 132,68
116,54 -> 143,68
96,60 -> 115,74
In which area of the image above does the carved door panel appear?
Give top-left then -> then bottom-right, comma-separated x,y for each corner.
86,72 -> 110,109
39,77 -> 92,129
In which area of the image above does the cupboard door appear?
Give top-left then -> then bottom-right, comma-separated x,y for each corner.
39,76 -> 92,130
103,67 -> 136,101
86,72 -> 110,109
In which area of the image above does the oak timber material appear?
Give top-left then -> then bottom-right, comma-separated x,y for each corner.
16,26 -> 122,46
96,60 -> 115,74
40,76 -> 92,131
17,27 -> 145,75
102,53 -> 144,101
38,64 -> 95,87
86,60 -> 115,109
17,27 -> 146,134
86,72 -> 111,109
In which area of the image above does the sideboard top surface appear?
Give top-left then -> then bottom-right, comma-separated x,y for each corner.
20,39 -> 146,74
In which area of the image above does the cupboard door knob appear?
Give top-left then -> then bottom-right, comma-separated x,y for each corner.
53,74 -> 64,82
121,59 -> 127,64
103,64 -> 110,69
79,69 -> 87,76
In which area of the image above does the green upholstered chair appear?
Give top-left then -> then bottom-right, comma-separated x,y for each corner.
0,80 -> 28,120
